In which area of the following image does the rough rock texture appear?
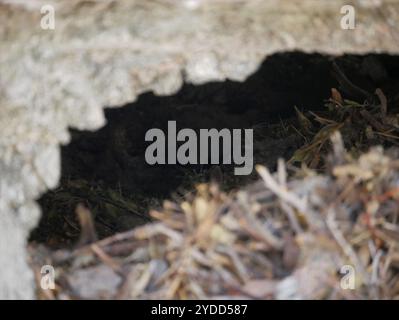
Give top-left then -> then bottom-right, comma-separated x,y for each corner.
1,0 -> 399,299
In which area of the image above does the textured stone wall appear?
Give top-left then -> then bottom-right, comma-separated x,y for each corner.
1,0 -> 399,299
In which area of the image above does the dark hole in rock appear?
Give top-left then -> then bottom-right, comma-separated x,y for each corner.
30,51 -> 399,248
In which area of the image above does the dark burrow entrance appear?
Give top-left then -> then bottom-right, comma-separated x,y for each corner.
30,52 -> 399,248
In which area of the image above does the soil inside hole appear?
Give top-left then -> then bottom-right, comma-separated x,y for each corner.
30,51 -> 399,248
